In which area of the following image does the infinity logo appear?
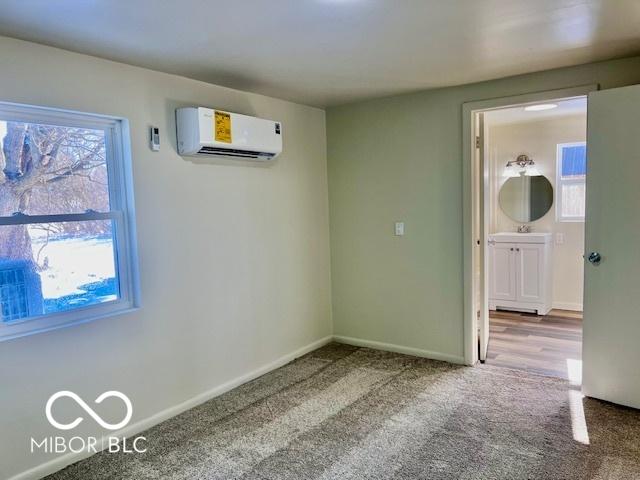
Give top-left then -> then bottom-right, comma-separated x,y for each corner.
45,391 -> 133,431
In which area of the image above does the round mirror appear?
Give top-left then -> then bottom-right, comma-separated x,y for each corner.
498,175 -> 553,223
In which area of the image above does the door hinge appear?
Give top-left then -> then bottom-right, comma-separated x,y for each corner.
475,136 -> 481,149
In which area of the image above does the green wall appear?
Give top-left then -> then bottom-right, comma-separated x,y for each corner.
327,56 -> 640,362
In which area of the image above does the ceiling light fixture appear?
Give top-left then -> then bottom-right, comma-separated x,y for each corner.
524,103 -> 558,112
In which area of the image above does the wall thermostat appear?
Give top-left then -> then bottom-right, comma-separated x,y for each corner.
150,126 -> 160,151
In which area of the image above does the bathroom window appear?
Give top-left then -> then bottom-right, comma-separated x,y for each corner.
556,142 -> 586,222
0,102 -> 139,341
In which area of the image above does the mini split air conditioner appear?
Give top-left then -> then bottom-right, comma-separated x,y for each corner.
176,107 -> 282,160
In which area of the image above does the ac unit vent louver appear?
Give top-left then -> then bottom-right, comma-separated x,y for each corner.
197,146 -> 275,159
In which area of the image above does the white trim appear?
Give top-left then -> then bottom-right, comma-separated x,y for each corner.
7,335 -> 334,480
0,303 -> 139,342
462,84 -> 598,366
332,335 -> 466,365
8,334 -> 466,479
0,100 -> 125,128
552,302 -> 583,312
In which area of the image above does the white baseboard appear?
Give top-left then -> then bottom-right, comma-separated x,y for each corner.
332,335 -> 465,365
11,333 -> 464,480
552,302 -> 583,312
8,335 -> 333,480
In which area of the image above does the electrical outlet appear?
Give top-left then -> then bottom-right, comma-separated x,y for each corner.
394,222 -> 405,236
556,233 -> 565,245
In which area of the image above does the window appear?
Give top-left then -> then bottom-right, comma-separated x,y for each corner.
0,102 -> 139,340
556,142 -> 586,222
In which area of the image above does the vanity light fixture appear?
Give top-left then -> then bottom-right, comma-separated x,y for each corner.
524,163 -> 542,177
503,163 -> 521,178
504,154 -> 541,177
524,103 -> 558,112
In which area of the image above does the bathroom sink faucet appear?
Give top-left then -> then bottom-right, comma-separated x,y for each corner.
517,225 -> 531,233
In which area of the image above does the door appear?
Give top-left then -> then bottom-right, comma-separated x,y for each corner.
583,85 -> 640,409
516,244 -> 543,304
489,242 -> 516,302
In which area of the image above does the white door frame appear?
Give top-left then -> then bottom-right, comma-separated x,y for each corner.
461,84 -> 598,366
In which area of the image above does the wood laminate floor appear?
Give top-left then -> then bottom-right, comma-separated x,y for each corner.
486,309 -> 582,380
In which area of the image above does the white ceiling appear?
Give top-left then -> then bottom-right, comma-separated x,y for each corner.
485,97 -> 587,126
0,1 -> 638,107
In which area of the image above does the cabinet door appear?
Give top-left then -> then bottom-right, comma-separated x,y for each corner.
489,243 -> 516,302
516,244 -> 544,303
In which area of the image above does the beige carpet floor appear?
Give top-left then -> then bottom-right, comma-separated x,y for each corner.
47,343 -> 640,480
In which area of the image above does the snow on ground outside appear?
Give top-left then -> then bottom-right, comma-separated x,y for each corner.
29,232 -> 117,301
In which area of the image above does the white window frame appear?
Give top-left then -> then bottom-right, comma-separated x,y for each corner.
556,141 -> 586,223
0,101 -> 140,341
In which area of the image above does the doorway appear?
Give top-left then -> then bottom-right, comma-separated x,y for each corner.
462,85 -> 597,374
465,83 -> 640,409
481,98 -> 586,380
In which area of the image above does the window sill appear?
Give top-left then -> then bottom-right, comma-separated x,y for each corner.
0,301 -> 140,342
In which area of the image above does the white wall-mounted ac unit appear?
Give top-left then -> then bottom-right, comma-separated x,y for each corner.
176,107 -> 282,160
